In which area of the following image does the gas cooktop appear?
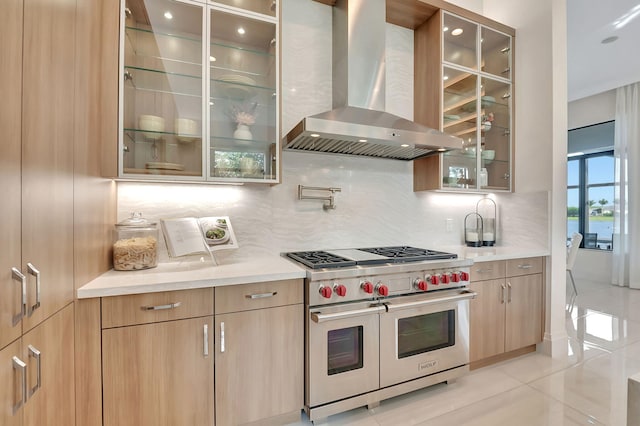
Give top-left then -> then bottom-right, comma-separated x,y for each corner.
285,246 -> 457,270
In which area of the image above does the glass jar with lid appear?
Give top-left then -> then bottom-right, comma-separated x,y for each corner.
113,212 -> 159,271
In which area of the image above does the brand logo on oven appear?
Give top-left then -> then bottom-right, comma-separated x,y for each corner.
419,360 -> 438,371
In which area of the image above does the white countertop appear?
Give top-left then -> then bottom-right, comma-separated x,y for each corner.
77,245 -> 550,299
77,255 -> 307,299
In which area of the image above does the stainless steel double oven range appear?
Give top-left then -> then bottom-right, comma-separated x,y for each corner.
284,246 -> 476,422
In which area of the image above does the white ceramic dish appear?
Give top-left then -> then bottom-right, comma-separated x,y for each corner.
138,115 -> 165,139
204,226 -> 230,245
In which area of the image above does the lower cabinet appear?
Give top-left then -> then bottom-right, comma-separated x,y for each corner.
102,316 -> 214,426
98,280 -> 303,426
215,280 -> 304,425
469,258 -> 544,366
1,304 -> 75,426
100,288 -> 214,426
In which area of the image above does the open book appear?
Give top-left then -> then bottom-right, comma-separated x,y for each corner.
160,216 -> 238,258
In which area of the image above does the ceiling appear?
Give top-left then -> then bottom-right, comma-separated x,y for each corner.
567,0 -> 640,101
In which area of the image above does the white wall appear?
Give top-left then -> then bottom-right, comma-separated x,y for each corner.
568,89 -> 615,129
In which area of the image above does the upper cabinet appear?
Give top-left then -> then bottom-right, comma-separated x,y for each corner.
119,0 -> 279,183
414,10 -> 514,192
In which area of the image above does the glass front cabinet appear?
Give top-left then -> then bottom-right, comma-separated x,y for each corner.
120,0 -> 279,183
414,10 -> 514,192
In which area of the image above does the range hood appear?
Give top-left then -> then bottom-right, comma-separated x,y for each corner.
283,0 -> 463,161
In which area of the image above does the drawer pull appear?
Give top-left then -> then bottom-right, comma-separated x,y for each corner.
12,356 -> 27,414
517,264 -> 533,269
245,291 -> 278,300
140,302 -> 182,311
26,263 -> 41,316
28,345 -> 41,397
220,322 -> 225,353
475,268 -> 493,274
11,267 -> 26,325
203,324 -> 209,357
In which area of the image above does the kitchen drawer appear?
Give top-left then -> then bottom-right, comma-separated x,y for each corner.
215,279 -> 303,314
470,261 -> 505,281
102,288 -> 214,328
506,257 -> 543,277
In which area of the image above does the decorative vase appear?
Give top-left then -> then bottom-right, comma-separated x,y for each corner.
233,124 -> 253,140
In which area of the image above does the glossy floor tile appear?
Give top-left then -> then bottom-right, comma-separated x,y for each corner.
289,278 -> 640,425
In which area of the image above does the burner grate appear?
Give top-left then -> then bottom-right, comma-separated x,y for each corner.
357,246 -> 457,263
286,251 -> 357,269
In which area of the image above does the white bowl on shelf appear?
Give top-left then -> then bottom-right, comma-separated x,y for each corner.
174,118 -> 200,143
138,115 -> 165,139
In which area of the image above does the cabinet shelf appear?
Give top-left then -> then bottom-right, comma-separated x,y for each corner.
123,167 -> 202,177
126,25 -> 202,44
443,71 -> 473,89
211,40 -> 275,59
125,65 -> 201,81
124,128 -> 202,142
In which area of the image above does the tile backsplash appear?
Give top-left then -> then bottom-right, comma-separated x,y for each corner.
117,0 -> 549,263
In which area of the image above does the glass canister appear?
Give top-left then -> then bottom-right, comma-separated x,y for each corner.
113,212 -> 159,271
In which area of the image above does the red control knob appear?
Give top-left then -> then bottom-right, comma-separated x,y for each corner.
451,272 -> 460,283
376,284 -> 389,297
460,271 -> 470,281
441,274 -> 450,284
319,286 -> 332,299
361,281 -> 374,294
428,275 -> 439,285
334,284 -> 347,297
414,279 -> 428,291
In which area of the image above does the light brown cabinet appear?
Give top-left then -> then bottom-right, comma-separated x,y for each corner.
100,289 -> 214,426
1,304 -> 75,426
414,9 -> 514,192
214,280 -> 304,425
98,281 -> 303,425
469,258 -> 543,367
1,0 -> 76,423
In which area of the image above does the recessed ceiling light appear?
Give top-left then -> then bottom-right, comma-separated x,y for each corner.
601,36 -> 619,44
443,75 -> 449,81
358,139 -> 367,142
209,56 -> 216,62
451,28 -> 463,36
437,148 -> 447,151
237,27 -> 245,35
401,144 -> 410,148
310,133 -> 320,138
443,26 -> 449,32
164,11 -> 173,20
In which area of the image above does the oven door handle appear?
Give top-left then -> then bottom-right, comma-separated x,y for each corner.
310,305 -> 385,323
385,290 -> 477,312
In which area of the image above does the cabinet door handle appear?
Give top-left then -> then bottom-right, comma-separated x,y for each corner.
245,291 -> 277,299
11,267 -> 27,325
203,324 -> 209,357
26,263 -> 41,316
517,264 -> 533,269
476,268 -> 493,274
220,322 -> 225,353
28,345 -> 41,397
502,93 -> 511,99
507,282 -> 512,303
500,47 -> 511,53
140,302 -> 181,311
501,67 -> 511,74
500,283 -> 506,303
12,356 -> 27,414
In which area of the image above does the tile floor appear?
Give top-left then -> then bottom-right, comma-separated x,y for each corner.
290,278 -> 640,425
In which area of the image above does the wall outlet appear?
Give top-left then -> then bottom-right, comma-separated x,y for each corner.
445,218 -> 453,232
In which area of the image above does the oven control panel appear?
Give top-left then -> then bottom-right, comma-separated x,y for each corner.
308,267 -> 471,306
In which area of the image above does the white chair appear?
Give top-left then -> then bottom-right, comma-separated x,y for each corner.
567,232 -> 583,295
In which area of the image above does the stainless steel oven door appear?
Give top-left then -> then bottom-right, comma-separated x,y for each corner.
379,289 -> 476,388
306,301 -> 385,407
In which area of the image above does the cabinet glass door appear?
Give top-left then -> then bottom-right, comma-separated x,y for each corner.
209,8 -> 277,181
481,27 -> 511,80
443,13 -> 477,70
122,0 -> 205,178
480,77 -> 511,190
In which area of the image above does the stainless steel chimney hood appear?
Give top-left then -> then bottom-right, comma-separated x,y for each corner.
283,0 -> 463,161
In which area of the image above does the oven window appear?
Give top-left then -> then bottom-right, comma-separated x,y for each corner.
397,310 -> 455,359
327,326 -> 363,375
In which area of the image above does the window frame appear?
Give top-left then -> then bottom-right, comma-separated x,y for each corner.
567,150 -> 614,250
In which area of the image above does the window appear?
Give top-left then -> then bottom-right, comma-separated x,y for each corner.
567,121 -> 615,250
